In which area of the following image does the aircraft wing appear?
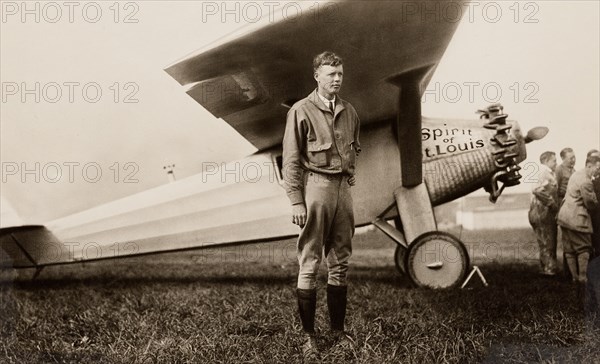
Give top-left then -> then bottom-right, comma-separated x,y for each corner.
2,1 -> 469,270
165,0 -> 466,152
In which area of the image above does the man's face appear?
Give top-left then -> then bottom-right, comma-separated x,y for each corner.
546,155 -> 557,172
314,64 -> 343,97
588,161 -> 600,178
563,152 -> 576,168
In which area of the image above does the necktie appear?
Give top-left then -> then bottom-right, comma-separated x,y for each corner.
329,100 -> 335,114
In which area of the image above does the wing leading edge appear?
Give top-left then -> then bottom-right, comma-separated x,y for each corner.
165,0 -> 468,151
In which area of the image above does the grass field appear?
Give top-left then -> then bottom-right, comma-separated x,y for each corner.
1,228 -> 599,363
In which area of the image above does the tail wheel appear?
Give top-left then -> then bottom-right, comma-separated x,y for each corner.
405,231 -> 470,289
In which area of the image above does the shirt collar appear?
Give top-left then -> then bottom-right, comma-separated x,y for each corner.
316,92 -> 335,107
308,89 -> 345,114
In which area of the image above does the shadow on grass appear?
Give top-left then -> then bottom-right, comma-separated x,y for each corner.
3,271 -> 295,290
1,259 -> 573,292
4,267 -> 415,292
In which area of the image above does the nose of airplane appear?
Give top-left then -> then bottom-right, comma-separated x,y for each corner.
477,104 -> 551,202
524,126 -> 549,143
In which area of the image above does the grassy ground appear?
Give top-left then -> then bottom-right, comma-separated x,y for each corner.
1,228 -> 599,363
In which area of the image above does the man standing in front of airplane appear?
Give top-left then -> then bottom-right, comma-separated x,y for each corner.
558,155 -> 600,283
529,151 -> 559,275
282,51 -> 360,361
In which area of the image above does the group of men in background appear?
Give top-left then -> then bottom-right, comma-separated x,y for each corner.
529,148 -> 600,283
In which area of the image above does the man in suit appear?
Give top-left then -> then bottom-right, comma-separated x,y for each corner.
556,147 -> 576,203
282,51 -> 361,361
529,151 -> 559,275
587,149 -> 600,258
585,150 -> 600,333
556,147 -> 577,278
558,155 -> 600,283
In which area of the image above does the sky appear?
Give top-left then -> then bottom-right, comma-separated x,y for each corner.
1,0 -> 599,224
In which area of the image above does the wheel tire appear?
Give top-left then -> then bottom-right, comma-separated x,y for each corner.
394,245 -> 407,275
405,231 -> 470,289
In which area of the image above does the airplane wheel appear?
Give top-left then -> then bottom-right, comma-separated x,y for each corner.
405,231 -> 470,289
394,245 -> 407,274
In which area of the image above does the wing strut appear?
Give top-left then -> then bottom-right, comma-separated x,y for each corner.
387,64 -> 434,187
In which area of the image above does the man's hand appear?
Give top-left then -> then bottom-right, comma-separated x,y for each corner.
348,175 -> 356,186
292,203 -> 307,227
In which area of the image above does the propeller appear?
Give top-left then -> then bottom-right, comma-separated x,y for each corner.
525,127 -> 549,143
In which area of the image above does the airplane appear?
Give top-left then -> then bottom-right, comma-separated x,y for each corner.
0,0 -> 548,289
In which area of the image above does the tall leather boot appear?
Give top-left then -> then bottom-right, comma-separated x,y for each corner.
297,288 -> 317,334
577,252 -> 590,283
327,284 -> 354,358
327,284 -> 347,332
297,288 -> 318,362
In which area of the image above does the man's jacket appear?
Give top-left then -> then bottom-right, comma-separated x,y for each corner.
558,169 -> 599,232
529,165 -> 558,225
556,163 -> 575,202
282,89 -> 361,205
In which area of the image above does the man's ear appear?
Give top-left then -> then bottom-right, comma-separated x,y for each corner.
313,72 -> 319,82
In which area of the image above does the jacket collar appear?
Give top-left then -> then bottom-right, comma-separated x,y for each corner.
308,89 -> 346,115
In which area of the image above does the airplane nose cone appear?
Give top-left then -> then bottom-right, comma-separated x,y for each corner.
524,127 -> 549,143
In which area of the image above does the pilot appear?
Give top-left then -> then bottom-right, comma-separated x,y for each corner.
557,155 -> 600,283
282,51 -> 360,361
528,151 -> 559,275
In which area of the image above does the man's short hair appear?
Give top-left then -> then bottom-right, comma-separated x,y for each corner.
587,149 -> 600,158
540,151 -> 555,164
586,155 -> 600,166
560,147 -> 574,159
313,51 -> 343,72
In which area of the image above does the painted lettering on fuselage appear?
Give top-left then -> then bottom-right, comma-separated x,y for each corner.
422,124 -> 486,159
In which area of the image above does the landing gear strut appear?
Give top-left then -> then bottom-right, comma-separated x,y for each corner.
377,66 -> 470,289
